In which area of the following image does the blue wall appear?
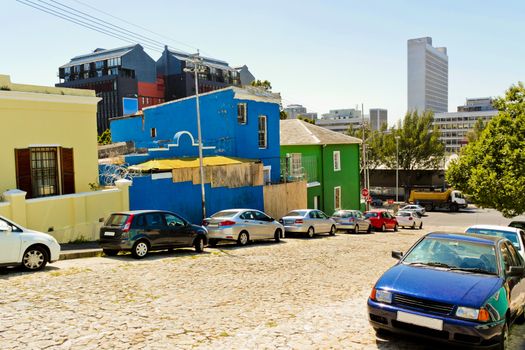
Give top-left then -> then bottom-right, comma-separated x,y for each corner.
129,175 -> 264,224
111,88 -> 281,182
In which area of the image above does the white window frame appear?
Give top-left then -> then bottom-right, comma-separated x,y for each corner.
334,186 -> 341,210
258,115 -> 267,149
150,128 -> 157,138
333,150 -> 341,171
237,103 -> 247,124
263,165 -> 272,185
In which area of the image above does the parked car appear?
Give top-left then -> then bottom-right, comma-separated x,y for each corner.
203,209 -> 284,246
99,210 -> 208,258
364,210 -> 398,232
371,198 -> 383,207
331,210 -> 371,234
509,221 -> 525,230
280,209 -> 337,238
465,224 -> 525,261
368,232 -> 525,349
0,216 -> 61,271
399,204 -> 426,217
395,210 -> 423,229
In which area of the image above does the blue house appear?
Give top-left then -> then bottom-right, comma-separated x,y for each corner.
110,86 -> 282,223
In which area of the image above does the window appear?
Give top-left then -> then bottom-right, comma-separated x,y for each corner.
263,165 -> 271,185
334,186 -> 341,210
164,214 -> 185,227
150,128 -> 157,138
145,213 -> 163,227
258,115 -> 267,148
333,151 -> 341,171
15,147 -> 75,199
237,103 -> 247,124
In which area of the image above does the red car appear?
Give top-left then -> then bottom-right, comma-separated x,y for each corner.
364,210 -> 398,232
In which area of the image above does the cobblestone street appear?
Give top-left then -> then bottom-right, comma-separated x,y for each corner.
1,226 -> 524,349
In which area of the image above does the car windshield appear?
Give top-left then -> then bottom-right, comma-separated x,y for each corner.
403,237 -> 498,275
333,211 -> 352,218
285,211 -> 307,217
105,214 -> 129,227
365,212 -> 378,218
211,211 -> 239,218
465,228 -> 520,249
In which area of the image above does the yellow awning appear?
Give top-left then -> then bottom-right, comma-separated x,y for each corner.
128,156 -> 257,172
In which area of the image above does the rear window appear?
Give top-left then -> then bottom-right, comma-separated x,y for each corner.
365,212 -> 378,218
466,228 -> 521,249
286,211 -> 307,217
212,211 -> 239,218
333,211 -> 352,218
509,222 -> 525,230
105,214 -> 129,227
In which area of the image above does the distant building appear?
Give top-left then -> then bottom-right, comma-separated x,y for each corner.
57,44 -> 164,134
156,46 -> 242,101
315,108 -> 363,133
407,37 -> 448,113
283,104 -> 317,120
434,97 -> 498,153
369,108 -> 388,130
235,65 -> 256,86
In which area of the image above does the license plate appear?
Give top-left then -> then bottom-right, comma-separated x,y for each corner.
104,231 -> 115,236
397,311 -> 443,331
208,224 -> 219,228
284,220 -> 294,225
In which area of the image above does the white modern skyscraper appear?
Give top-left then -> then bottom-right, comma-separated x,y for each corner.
407,37 -> 448,113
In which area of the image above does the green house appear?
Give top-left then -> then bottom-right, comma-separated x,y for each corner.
280,119 -> 362,214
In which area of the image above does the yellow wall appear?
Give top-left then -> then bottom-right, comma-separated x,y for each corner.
0,74 -> 100,194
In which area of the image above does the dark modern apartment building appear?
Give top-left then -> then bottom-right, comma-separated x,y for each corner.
57,44 -> 164,134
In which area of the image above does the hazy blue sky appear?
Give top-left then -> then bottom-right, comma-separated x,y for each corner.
2,0 -> 524,123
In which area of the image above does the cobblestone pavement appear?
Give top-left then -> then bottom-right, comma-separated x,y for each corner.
1,225 -> 524,349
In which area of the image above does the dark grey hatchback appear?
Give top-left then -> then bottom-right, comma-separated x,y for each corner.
99,210 -> 208,258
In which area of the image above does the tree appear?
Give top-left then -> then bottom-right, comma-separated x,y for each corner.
446,82 -> 525,217
297,115 -> 315,124
348,123 -> 389,170
280,110 -> 288,120
466,117 -> 486,143
250,80 -> 272,91
98,129 -> 111,145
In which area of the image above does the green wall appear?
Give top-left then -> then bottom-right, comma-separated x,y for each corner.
281,143 -> 361,215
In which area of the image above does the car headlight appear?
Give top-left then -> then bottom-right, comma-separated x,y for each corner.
373,289 -> 393,304
456,306 -> 489,321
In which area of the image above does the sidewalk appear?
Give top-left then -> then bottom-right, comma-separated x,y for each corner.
59,241 -> 102,260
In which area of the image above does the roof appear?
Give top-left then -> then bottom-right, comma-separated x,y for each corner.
166,48 -> 233,71
280,119 -> 362,146
465,225 -> 521,233
60,44 -> 138,68
128,156 -> 257,172
0,74 -> 98,98
427,232 -> 504,245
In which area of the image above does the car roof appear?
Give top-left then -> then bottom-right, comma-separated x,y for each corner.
111,210 -> 165,215
466,224 -> 521,233
427,232 -> 505,245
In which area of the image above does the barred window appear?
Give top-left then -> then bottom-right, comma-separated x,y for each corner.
258,115 -> 267,149
237,103 -> 247,124
31,148 -> 59,197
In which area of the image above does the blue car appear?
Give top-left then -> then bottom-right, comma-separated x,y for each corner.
368,232 -> 525,349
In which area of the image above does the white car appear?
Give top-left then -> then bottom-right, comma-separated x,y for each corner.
395,210 -> 423,229
0,216 -> 61,270
465,224 -> 525,261
399,204 -> 426,217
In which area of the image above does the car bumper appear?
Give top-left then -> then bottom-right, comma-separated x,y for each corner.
367,299 -> 503,348
206,227 -> 238,240
99,238 -> 134,250
283,225 -> 307,233
335,223 -> 356,230
49,242 -> 61,262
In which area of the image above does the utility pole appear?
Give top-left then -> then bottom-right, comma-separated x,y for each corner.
395,135 -> 400,203
184,51 -> 207,220
361,103 -> 368,210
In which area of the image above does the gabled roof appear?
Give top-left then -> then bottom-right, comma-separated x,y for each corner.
165,48 -> 234,71
60,44 -> 139,68
280,119 -> 362,146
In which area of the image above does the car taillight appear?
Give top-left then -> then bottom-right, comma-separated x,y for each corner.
295,219 -> 303,224
122,214 -> 134,232
219,220 -> 236,227
408,217 -> 413,221
202,220 -> 209,226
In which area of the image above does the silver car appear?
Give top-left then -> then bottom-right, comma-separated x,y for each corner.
204,209 -> 284,246
399,204 -> 426,217
280,209 -> 337,238
331,210 -> 372,233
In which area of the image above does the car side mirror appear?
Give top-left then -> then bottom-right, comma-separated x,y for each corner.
268,217 -> 274,222
507,266 -> 525,277
391,251 -> 403,260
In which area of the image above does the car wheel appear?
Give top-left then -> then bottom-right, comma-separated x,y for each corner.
498,321 -> 509,350
237,231 -> 249,246
103,249 -> 119,256
367,225 -> 372,234
394,224 -> 398,232
274,229 -> 282,242
329,225 -> 336,236
132,240 -> 149,259
22,246 -> 48,271
450,204 -> 458,212
411,222 -> 416,229
419,222 -> 423,230
424,204 -> 433,212
353,225 -> 359,234
209,239 -> 219,247
307,226 -> 315,238
381,224 -> 386,232
374,327 -> 390,338
194,236 -> 204,253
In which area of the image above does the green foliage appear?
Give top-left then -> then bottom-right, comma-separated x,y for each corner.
447,82 -> 525,217
280,110 -> 288,120
297,115 -> 315,124
466,118 -> 486,143
250,79 -> 272,91
348,123 -> 389,170
98,129 -> 111,145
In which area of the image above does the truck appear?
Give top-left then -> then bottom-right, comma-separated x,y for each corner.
408,189 -> 467,212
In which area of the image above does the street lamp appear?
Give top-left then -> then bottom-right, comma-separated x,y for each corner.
395,135 -> 400,203
183,51 -> 207,220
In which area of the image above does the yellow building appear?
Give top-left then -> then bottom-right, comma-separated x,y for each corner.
0,75 -> 130,243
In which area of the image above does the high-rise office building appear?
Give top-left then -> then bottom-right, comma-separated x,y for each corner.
369,108 -> 388,130
407,37 -> 448,113
283,104 -> 317,120
315,108 -> 363,133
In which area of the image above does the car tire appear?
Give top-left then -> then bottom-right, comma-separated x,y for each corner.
103,249 -> 119,256
419,222 -> 423,230
274,229 -> 282,242
381,224 -> 386,232
353,225 -> 359,234
374,327 -> 390,338
450,204 -> 458,212
424,204 -> 433,212
498,321 -> 509,350
237,231 -> 249,246
412,222 -> 416,229
307,226 -> 315,238
329,225 -> 336,236
367,225 -> 372,234
22,246 -> 48,271
209,239 -> 219,247
194,236 -> 204,253
132,240 -> 149,259
394,224 -> 398,232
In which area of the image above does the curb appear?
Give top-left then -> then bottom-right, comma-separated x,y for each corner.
59,249 -> 102,261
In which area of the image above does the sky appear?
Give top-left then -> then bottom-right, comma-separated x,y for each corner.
2,0 -> 525,124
